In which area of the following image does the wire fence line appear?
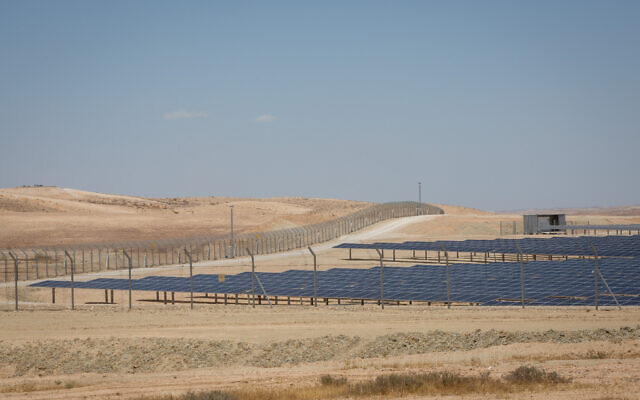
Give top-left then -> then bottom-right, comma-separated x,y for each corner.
1,202 -> 443,283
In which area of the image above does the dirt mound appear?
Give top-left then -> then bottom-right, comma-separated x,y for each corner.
1,327 -> 637,377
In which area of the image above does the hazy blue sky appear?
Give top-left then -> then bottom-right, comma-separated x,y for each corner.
1,1 -> 639,211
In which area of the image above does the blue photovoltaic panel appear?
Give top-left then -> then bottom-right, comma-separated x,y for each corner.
28,258 -> 640,306
539,225 -> 640,232
334,235 -> 640,257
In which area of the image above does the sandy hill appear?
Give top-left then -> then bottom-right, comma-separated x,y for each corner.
0,187 -> 371,248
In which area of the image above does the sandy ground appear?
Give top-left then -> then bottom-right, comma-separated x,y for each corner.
1,191 -> 640,399
0,187 -> 370,247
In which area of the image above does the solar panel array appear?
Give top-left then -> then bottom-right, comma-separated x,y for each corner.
538,224 -> 640,232
29,257 -> 640,306
334,235 -> 640,257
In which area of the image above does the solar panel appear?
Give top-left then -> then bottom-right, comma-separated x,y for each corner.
539,225 -> 640,232
28,257 -> 640,306
335,235 -> 640,257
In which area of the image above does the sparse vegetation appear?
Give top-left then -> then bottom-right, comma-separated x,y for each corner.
0,379 -> 85,394
2,328 -> 637,377
503,365 -> 571,384
140,391 -> 238,400
319,374 -> 347,386
510,348 -> 640,363
63,380 -> 77,389
586,350 -> 610,359
138,367 -> 571,400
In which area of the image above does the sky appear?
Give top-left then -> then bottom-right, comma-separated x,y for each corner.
1,1 -> 639,211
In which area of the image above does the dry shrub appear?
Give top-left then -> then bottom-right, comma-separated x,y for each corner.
347,371 -> 507,396
141,391 -> 238,400
138,366 -> 570,400
585,350 -> 610,359
0,379 -> 85,394
181,392 -> 238,400
319,374 -> 347,386
503,365 -> 571,384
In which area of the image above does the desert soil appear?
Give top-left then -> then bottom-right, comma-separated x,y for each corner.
1,188 -> 640,399
0,186 -> 371,247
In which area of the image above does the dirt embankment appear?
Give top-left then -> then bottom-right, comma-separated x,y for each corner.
1,327 -> 637,377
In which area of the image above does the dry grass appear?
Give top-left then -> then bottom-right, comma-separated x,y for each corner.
138,366 -> 571,400
509,349 -> 640,363
0,378 -> 81,393
503,365 -> 571,384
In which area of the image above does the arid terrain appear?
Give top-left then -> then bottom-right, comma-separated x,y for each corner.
1,188 -> 640,399
0,187 -> 370,247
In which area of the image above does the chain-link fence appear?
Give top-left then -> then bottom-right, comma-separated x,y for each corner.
1,202 -> 443,282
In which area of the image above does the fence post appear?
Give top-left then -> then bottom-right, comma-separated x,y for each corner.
123,250 -> 132,310
308,247 -> 317,307
589,243 -> 620,310
247,248 -> 272,307
249,248 -> 255,307
3,252 -> 8,283
183,248 -> 193,309
44,250 -> 49,277
440,245 -> 450,309
9,252 -> 19,311
22,250 -> 29,281
514,244 -> 525,309
375,248 -> 384,310
64,250 -> 75,310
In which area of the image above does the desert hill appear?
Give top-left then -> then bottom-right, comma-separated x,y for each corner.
0,187 -> 371,248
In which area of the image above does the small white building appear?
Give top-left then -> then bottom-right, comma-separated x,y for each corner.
523,214 -> 566,234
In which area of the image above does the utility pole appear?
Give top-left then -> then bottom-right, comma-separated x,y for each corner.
230,205 -> 234,258
418,181 -> 422,215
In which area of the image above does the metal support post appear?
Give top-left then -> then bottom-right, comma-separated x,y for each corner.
590,244 -> 621,310
247,248 -> 256,307
375,248 -> 384,310
9,252 -> 19,311
440,245 -> 450,308
183,248 -> 193,309
230,205 -> 235,258
123,250 -> 132,310
64,250 -> 75,310
247,248 -> 271,307
308,247 -> 318,307
515,244 -> 525,309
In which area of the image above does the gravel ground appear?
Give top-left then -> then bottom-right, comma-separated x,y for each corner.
1,326 -> 638,377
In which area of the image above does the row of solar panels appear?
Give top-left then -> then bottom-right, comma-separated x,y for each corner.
334,235 -> 640,257
538,225 -> 640,231
29,258 -> 640,306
